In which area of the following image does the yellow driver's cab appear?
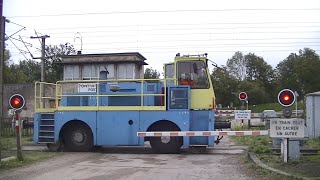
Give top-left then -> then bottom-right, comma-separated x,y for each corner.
164,53 -> 216,110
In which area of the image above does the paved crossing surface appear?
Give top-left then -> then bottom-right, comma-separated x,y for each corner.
0,138 -> 263,180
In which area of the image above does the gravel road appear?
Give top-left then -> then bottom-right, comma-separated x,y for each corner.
0,137 -> 263,180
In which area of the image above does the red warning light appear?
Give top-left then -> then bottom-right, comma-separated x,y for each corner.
239,92 -> 247,100
283,94 -> 290,101
13,98 -> 21,106
9,94 -> 25,110
278,89 -> 295,107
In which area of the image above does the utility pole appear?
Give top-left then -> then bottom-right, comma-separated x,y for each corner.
30,35 -> 49,108
30,35 -> 50,82
0,0 -> 4,161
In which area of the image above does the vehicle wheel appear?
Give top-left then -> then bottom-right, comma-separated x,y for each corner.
46,142 -> 63,152
64,123 -> 93,152
150,135 -> 182,154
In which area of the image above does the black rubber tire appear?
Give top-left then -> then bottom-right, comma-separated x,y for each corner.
46,142 -> 63,152
63,123 -> 93,152
150,136 -> 182,154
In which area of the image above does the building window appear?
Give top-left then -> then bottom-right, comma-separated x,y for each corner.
82,64 -> 99,80
64,65 -> 80,80
64,63 -> 137,80
117,63 -> 134,79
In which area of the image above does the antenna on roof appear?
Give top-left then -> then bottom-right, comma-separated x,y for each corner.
74,32 -> 83,54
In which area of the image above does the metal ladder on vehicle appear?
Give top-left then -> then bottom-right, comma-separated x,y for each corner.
38,113 -> 55,143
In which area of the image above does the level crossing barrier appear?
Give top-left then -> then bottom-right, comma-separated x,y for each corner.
137,130 -> 269,137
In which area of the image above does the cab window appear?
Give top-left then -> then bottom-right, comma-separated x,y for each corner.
177,61 -> 209,89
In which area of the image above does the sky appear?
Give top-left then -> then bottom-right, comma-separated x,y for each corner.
3,0 -> 320,73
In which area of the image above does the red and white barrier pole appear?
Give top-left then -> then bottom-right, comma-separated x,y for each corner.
15,112 -> 19,134
14,110 -> 23,160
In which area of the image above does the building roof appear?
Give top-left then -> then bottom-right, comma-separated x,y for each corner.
306,91 -> 320,96
59,52 -> 148,65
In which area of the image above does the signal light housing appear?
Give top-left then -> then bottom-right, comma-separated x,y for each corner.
239,92 -> 247,101
278,89 -> 295,107
278,89 -> 296,118
9,94 -> 25,110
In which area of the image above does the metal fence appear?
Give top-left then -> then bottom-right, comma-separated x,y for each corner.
0,117 -> 34,137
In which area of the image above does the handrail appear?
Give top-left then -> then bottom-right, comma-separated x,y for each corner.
35,78 -> 177,113
56,78 -> 175,83
35,82 -> 57,112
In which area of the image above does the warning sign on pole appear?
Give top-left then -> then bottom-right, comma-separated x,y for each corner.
234,110 -> 251,120
270,119 -> 304,138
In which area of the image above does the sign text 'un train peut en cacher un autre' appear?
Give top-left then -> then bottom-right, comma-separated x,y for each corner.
270,119 -> 304,138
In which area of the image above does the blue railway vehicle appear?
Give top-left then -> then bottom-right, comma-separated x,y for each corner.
33,53 -> 218,153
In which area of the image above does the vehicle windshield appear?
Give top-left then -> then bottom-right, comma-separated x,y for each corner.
177,61 -> 209,89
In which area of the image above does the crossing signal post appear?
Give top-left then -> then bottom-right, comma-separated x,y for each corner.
278,89 -> 296,118
9,94 -> 25,161
238,92 -> 249,127
239,92 -> 248,110
275,89 -> 301,163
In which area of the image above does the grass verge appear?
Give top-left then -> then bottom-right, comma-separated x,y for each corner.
258,154 -> 320,179
0,151 -> 59,170
231,133 -> 320,179
249,102 -> 304,113
239,154 -> 300,180
1,136 -> 60,170
305,138 -> 320,149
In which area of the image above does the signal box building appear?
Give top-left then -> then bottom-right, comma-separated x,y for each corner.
60,52 -> 148,80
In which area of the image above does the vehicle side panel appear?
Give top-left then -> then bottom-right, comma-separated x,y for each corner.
33,113 -> 41,143
190,110 -> 214,147
96,111 -> 140,146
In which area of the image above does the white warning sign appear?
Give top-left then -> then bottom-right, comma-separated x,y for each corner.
234,110 -> 251,120
270,119 -> 304,138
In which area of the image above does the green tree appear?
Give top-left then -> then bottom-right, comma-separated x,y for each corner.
3,49 -> 42,84
45,43 -> 76,82
211,66 -> 239,107
276,48 -> 320,99
226,51 -> 246,80
3,49 -> 28,84
225,52 -> 277,104
144,67 -> 160,79
3,49 -> 13,83
4,60 -> 41,84
18,60 -> 41,82
5,64 -> 29,83
244,53 -> 274,83
238,80 -> 268,105
244,53 -> 276,102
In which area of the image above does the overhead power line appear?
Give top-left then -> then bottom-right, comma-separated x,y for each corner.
7,8 -> 320,18
29,21 -> 320,31
11,40 -> 320,50
6,35 -> 30,61
84,49 -> 320,54
25,30 -> 320,39
11,38 -> 320,51
20,25 -> 320,35
11,49 -> 320,55
80,44 -> 320,51
72,41 -> 320,47
74,38 -> 320,45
